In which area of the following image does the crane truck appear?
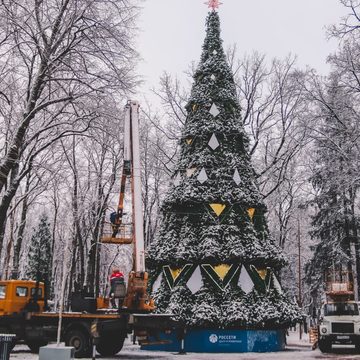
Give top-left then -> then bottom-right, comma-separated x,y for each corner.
0,101 -> 178,358
318,267 -> 360,353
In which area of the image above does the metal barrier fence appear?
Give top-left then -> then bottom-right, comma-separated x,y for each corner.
0,334 -> 16,360
309,327 -> 318,350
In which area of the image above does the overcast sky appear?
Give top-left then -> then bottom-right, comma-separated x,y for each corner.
136,0 -> 347,103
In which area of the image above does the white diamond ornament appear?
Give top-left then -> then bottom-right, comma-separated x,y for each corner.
212,50 -> 218,55
273,274 -> 283,294
152,272 -> 163,292
233,169 -> 241,185
209,103 -> 220,117
238,266 -> 254,294
187,266 -> 203,293
197,168 -> 208,184
173,172 -> 181,186
210,74 -> 216,81
208,134 -> 220,150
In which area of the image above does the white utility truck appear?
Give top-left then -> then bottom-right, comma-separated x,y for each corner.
318,270 -> 360,353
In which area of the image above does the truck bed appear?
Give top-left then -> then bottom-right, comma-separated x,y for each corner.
32,310 -> 123,319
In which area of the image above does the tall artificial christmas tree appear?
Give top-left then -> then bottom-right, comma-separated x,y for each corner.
148,4 -> 301,332
26,213 -> 53,301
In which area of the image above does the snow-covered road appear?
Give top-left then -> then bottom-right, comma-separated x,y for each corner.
9,344 -> 360,360
8,332 -> 360,360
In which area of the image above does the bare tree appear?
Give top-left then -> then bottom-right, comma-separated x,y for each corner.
140,106 -> 172,248
233,52 -> 310,198
328,0 -> 360,37
0,0 -> 139,260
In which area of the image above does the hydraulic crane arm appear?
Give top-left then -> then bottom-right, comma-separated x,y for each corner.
104,101 -> 153,312
127,101 -> 145,273
112,101 -> 145,273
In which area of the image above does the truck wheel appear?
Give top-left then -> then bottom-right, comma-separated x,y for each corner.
96,334 -> 125,356
65,329 -> 91,358
318,339 -> 332,353
26,341 -> 48,353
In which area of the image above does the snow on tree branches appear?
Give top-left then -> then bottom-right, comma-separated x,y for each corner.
148,11 -> 302,329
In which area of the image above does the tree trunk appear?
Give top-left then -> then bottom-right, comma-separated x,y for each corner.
0,58 -> 48,193
3,207 -> 15,279
351,198 -> 360,300
67,238 -> 77,311
0,163 -> 20,262
12,171 -> 32,279
71,139 -> 85,288
86,188 -> 108,295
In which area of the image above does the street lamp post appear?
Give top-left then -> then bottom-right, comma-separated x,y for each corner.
298,217 -> 302,340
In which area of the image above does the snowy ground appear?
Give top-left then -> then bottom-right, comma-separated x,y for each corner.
9,331 -> 360,359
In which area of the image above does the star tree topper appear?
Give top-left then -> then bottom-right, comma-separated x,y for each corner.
205,0 -> 223,10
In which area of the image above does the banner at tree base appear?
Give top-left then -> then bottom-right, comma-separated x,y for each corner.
141,328 -> 286,353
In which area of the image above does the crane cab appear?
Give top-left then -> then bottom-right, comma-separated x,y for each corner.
0,280 -> 45,316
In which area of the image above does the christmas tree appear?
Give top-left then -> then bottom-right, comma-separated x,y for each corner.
26,214 -> 53,299
148,7 -> 301,329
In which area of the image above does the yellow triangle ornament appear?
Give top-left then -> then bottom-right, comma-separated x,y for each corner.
247,208 -> 255,221
192,104 -> 198,111
210,203 -> 226,217
257,269 -> 267,280
214,264 -> 231,280
185,138 -> 193,145
170,268 -> 182,281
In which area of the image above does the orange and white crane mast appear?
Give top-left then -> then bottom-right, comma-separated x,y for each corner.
126,100 -> 145,273
112,100 -> 145,271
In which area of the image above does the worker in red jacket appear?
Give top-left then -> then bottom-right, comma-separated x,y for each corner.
110,267 -> 125,308
110,267 -> 124,282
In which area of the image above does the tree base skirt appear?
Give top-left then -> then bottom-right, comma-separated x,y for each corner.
141,328 -> 286,353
